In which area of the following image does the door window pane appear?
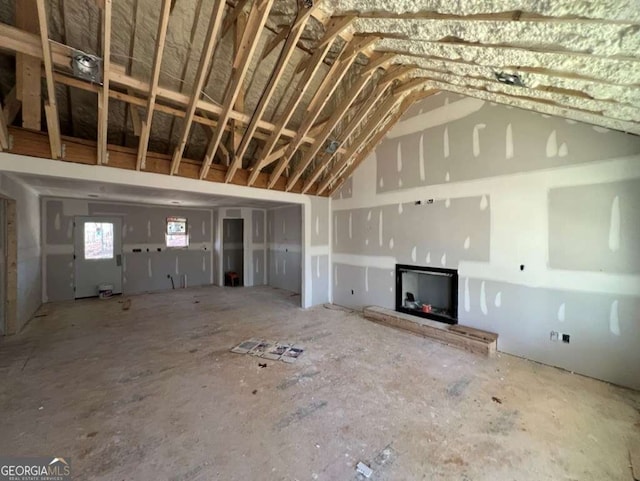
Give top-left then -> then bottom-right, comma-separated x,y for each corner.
84,222 -> 114,259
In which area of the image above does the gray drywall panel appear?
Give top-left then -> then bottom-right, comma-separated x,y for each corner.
252,210 -> 265,244
459,278 -> 640,390
225,208 -> 241,218
267,206 -> 302,293
310,196 -> 329,246
45,199 -> 74,245
253,249 -> 265,285
549,179 -> 640,274
376,100 -> 640,192
333,263 -> 395,311
333,196 -> 490,267
45,254 -> 74,301
311,255 -> 330,305
44,197 -> 214,299
268,249 -> 301,294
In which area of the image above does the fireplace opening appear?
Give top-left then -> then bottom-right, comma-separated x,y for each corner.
395,264 -> 458,324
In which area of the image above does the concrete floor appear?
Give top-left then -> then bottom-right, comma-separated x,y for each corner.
0,286 -> 638,481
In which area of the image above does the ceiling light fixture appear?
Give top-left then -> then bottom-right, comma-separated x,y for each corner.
171,201 -> 181,205
494,71 -> 525,88
71,50 -> 103,84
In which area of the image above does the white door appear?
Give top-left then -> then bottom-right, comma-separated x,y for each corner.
74,216 -> 123,298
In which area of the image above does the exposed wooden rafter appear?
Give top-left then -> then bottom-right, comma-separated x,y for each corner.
97,0 -> 112,165
302,78 -> 396,193
268,35 -> 379,189
326,89 -> 438,195
0,23 -> 348,152
35,0 -> 61,159
136,0 -> 172,171
15,0 -> 40,131
226,2 -> 320,183
286,68 -> 378,190
170,0 -> 226,175
199,0 -> 275,180
246,15 -> 356,187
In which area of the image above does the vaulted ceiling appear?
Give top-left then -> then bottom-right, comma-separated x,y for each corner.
0,0 -> 638,196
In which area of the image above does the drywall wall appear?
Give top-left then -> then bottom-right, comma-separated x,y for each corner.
0,174 -> 41,332
309,196 -> 331,306
331,92 -> 640,390
267,205 -> 302,294
43,197 -> 213,300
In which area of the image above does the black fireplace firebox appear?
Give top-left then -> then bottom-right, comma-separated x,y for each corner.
395,264 -> 458,325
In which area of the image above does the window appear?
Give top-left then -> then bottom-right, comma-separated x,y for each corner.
84,222 -> 114,259
166,217 -> 189,247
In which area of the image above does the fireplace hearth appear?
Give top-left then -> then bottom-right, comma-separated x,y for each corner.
395,264 -> 458,324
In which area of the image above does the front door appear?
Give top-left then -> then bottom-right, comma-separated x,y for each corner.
73,216 -> 123,298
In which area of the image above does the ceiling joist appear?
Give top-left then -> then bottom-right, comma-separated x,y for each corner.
169,0 -> 226,175
200,0 -> 275,180
226,2 -> 320,183
97,0 -> 112,165
35,0 -> 61,159
136,0 -> 172,171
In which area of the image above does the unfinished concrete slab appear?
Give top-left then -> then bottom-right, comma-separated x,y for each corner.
0,286 -> 637,480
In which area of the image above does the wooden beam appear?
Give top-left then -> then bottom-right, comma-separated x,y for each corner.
5,126 -> 328,196
302,80 -> 392,193
126,0 -> 143,137
317,94 -> 401,194
136,0 -> 172,171
327,90 -> 434,195
97,0 -> 112,165
200,0 -> 274,180
0,100 -> 9,150
0,23 -> 332,149
318,15 -> 356,49
286,70 -> 376,190
35,0 -> 61,159
2,86 -> 21,126
394,77 -> 430,95
228,12 -> 248,161
361,51 -> 396,75
268,35 -> 379,188
226,3 -> 318,183
170,0 -> 226,175
15,0 -> 41,131
245,18 -> 355,187
165,0 -> 203,149
379,64 -> 417,85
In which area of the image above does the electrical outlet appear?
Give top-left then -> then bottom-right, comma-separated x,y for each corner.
562,333 -> 570,344
550,331 -> 559,341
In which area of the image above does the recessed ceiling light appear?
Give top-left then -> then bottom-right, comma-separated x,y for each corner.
494,71 -> 525,87
171,201 -> 180,205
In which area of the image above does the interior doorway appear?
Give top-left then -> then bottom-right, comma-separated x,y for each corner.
73,216 -> 123,298
222,218 -> 244,287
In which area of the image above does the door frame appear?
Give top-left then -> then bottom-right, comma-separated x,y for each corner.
73,215 -> 124,298
222,217 -> 244,286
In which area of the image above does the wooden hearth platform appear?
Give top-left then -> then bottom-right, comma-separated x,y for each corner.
363,306 -> 498,357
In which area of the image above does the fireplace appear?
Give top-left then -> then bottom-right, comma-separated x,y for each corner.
395,264 -> 458,324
